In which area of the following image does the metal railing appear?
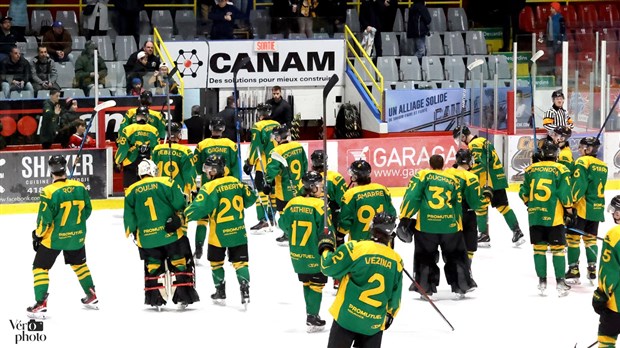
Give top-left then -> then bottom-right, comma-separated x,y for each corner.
153,27 -> 185,97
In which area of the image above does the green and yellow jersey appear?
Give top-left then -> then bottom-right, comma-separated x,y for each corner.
118,107 -> 167,137
519,161 -> 572,227
114,123 -> 159,166
598,225 -> 620,313
194,137 -> 240,184
35,179 -> 92,251
279,196 -> 333,274
152,143 -> 197,196
338,183 -> 396,241
264,141 -> 308,202
123,176 -> 187,249
296,170 -> 348,208
572,156 -> 608,222
468,136 -> 508,189
400,169 -> 459,234
558,145 -> 574,174
444,167 -> 486,230
185,176 -> 256,248
247,119 -> 280,170
321,240 -> 403,336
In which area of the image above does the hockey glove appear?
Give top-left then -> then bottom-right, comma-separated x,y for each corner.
165,213 -> 182,233
243,162 -> 253,175
564,208 -> 575,228
262,183 -> 272,195
593,288 -> 609,315
396,218 -> 415,244
318,232 -> 336,254
384,313 -> 394,330
482,186 -> 494,200
32,230 -> 42,252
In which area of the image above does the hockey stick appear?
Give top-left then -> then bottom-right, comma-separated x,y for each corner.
596,93 -> 620,140
567,227 -> 605,242
256,147 -> 278,226
529,50 -> 544,158
456,59 -> 485,144
69,100 -> 117,179
402,268 -> 455,331
271,152 -> 296,196
322,74 -> 339,233
233,56 -> 252,179
574,340 -> 598,348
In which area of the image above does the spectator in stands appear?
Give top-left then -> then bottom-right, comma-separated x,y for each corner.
69,119 -> 96,148
126,41 -> 160,75
127,51 -> 150,94
209,0 -> 245,40
1,46 -> 33,98
291,0 -> 316,38
406,0 -> 431,59
381,0 -> 398,34
31,46 -> 60,97
318,0 -> 347,35
57,97 -> 81,148
40,89 -> 62,149
215,95 -> 238,142
359,0 -> 384,57
271,0 -> 293,38
267,85 -> 292,127
111,0 -> 144,45
130,77 -> 145,96
185,105 -> 207,143
74,40 -> 107,96
83,0 -> 110,40
0,16 -> 18,62
150,62 -> 179,95
546,2 -> 565,59
8,0 -> 27,41
42,21 -> 73,63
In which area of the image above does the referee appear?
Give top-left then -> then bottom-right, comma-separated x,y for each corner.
543,90 -> 574,132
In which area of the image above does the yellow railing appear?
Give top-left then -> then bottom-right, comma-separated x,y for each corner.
153,27 -> 185,98
344,25 -> 384,120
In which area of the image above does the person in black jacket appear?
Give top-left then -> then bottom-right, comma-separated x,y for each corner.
111,0 -> 144,44
359,0 -> 385,57
266,86 -> 292,127
1,46 -> 33,97
406,0 -> 431,59
184,105 -> 207,144
215,95 -> 237,142
209,0 -> 245,40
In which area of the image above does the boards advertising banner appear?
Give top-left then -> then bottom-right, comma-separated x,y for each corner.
0,149 -> 108,203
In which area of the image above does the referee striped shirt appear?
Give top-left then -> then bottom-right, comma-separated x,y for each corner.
543,106 -> 574,132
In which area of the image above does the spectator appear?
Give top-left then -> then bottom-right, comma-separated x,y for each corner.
292,0 -> 316,38
125,40 -> 160,75
83,0 -> 110,39
69,119 -> 96,148
31,46 -> 60,97
57,98 -> 81,147
184,105 -> 207,144
42,21 -> 73,63
546,2 -> 565,59
150,62 -> 179,95
271,0 -> 293,37
359,0 -> 384,57
406,0 -> 431,59
129,77 -> 145,96
40,89 -> 62,149
8,0 -> 27,40
381,0 -> 398,34
215,95 -> 238,142
74,40 -> 107,95
111,0 -> 144,44
267,85 -> 292,127
0,16 -> 17,62
127,51 -> 150,92
209,0 -> 245,40
319,0 -> 347,35
1,46 -> 33,98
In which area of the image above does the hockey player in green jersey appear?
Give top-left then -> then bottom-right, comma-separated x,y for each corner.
320,213 -> 403,348
279,171 -> 334,332
124,159 -> 199,309
185,154 -> 256,308
310,150 -> 348,232
566,136 -> 608,285
519,141 -> 574,296
115,106 -> 160,188
192,117 -> 240,259
263,124 -> 308,243
118,91 -> 167,137
243,103 -> 280,230
338,159 -> 396,242
397,154 -> 474,298
152,122 -> 196,197
592,196 -> 620,348
27,155 -> 97,318
535,126 -> 574,173
453,126 -> 525,247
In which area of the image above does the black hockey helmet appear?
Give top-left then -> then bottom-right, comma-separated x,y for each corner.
311,150 -> 326,170
452,125 -> 471,139
551,89 -> 564,99
140,90 -> 153,106
202,154 -> 226,177
302,170 -> 323,192
540,140 -> 559,160
256,103 -> 272,117
48,155 -> 67,175
168,122 -> 182,139
609,195 -> 620,223
272,124 -> 290,141
455,149 -> 474,167
348,159 -> 371,181
579,136 -> 601,155
553,125 -> 572,139
371,212 -> 397,237
210,117 -> 225,132
135,106 -> 149,123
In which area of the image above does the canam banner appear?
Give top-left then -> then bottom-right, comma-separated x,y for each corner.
385,89 -> 467,132
337,136 -> 459,187
0,149 -> 108,203
164,39 -> 346,88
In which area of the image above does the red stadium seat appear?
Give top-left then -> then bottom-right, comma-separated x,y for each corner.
561,5 -> 578,29
519,6 -> 536,33
536,5 -> 551,31
598,3 -> 620,28
578,4 -> 599,29
574,28 -> 596,53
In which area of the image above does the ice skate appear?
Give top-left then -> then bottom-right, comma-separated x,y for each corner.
587,263 -> 597,286
477,233 -> 491,248
453,291 -> 466,300
512,226 -> 525,247
565,265 -> 581,285
467,277 -> 478,293
306,314 -> 326,333
276,233 -> 289,246
538,278 -> 547,296
26,294 -> 48,319
556,278 -> 571,297
211,282 -> 226,306
81,287 -> 99,310
250,219 -> 270,231
194,244 -> 204,260
240,280 -> 250,311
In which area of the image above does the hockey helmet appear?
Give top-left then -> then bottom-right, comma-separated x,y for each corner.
579,136 -> 601,155
455,149 -> 474,167
272,124 -> 290,142
209,117 -> 225,132
551,90 -> 564,100
310,150 -> 326,170
348,159 -> 371,181
168,122 -> 182,139
256,103 -> 272,117
370,212 -> 397,237
452,125 -> 471,139
302,170 -> 323,192
135,106 -> 150,124
552,125 -> 572,140
137,159 -> 158,178
140,90 -> 153,106
48,155 -> 67,175
202,154 -> 226,177
609,195 -> 620,223
540,140 -> 559,160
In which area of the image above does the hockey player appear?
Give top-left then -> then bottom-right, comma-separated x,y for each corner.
397,154 -> 474,298
309,150 -> 347,231
566,136 -> 608,285
152,122 -> 196,197
185,154 -> 256,308
27,155 -> 97,318
192,117 -> 240,259
115,106 -> 160,188
118,90 -> 167,137
534,125 -> 573,172
543,90 -> 573,132
263,124 -> 308,243
338,159 -> 396,242
279,171 -> 334,332
124,159 -> 199,309
243,103 -> 280,230
519,141 -> 573,296
592,196 -> 620,347
320,213 -> 403,348
453,126 -> 525,247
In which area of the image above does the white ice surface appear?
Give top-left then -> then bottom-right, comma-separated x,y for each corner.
1,191 -> 618,348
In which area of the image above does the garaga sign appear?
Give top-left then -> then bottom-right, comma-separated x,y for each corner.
164,39 -> 346,88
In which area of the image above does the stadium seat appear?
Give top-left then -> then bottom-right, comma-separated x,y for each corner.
377,57 -> 399,81
440,81 -> 460,88
393,9 -> 404,32
519,6 -> 536,33
466,56 -> 489,80
399,34 -> 414,56
139,35 -> 154,48
115,36 -> 138,62
447,8 -> 468,31
535,5 -> 551,31
139,11 -> 152,35
444,32 -> 466,55
289,33 -> 307,40
487,55 -> 511,79
578,4 -> 598,29
400,56 -> 422,81
91,36 -> 115,61
561,5 -> 578,29
443,56 -> 465,81
465,31 -> 487,55
381,32 -> 400,56
394,80 -> 415,90
36,90 -> 50,99
25,36 -> 38,53
265,34 -> 284,39
574,29 -> 596,53
598,3 -> 620,28
345,9 -> 360,33
428,8 -> 447,33
416,81 -> 437,89
72,36 -> 86,52
251,18 -> 270,40
353,59 -> 376,83
62,88 -> 85,98
175,10 -> 197,39
31,10 -> 53,35
152,10 -> 174,29
55,11 -> 79,37
55,62 -> 76,88
425,32 -> 444,55
312,32 -> 330,39
88,86 -> 112,97
10,90 -> 34,99
421,56 -> 444,81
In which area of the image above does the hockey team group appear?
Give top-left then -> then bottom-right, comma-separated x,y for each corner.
24,90 -> 620,348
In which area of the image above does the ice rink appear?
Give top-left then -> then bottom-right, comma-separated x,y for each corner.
1,191 -> 618,348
